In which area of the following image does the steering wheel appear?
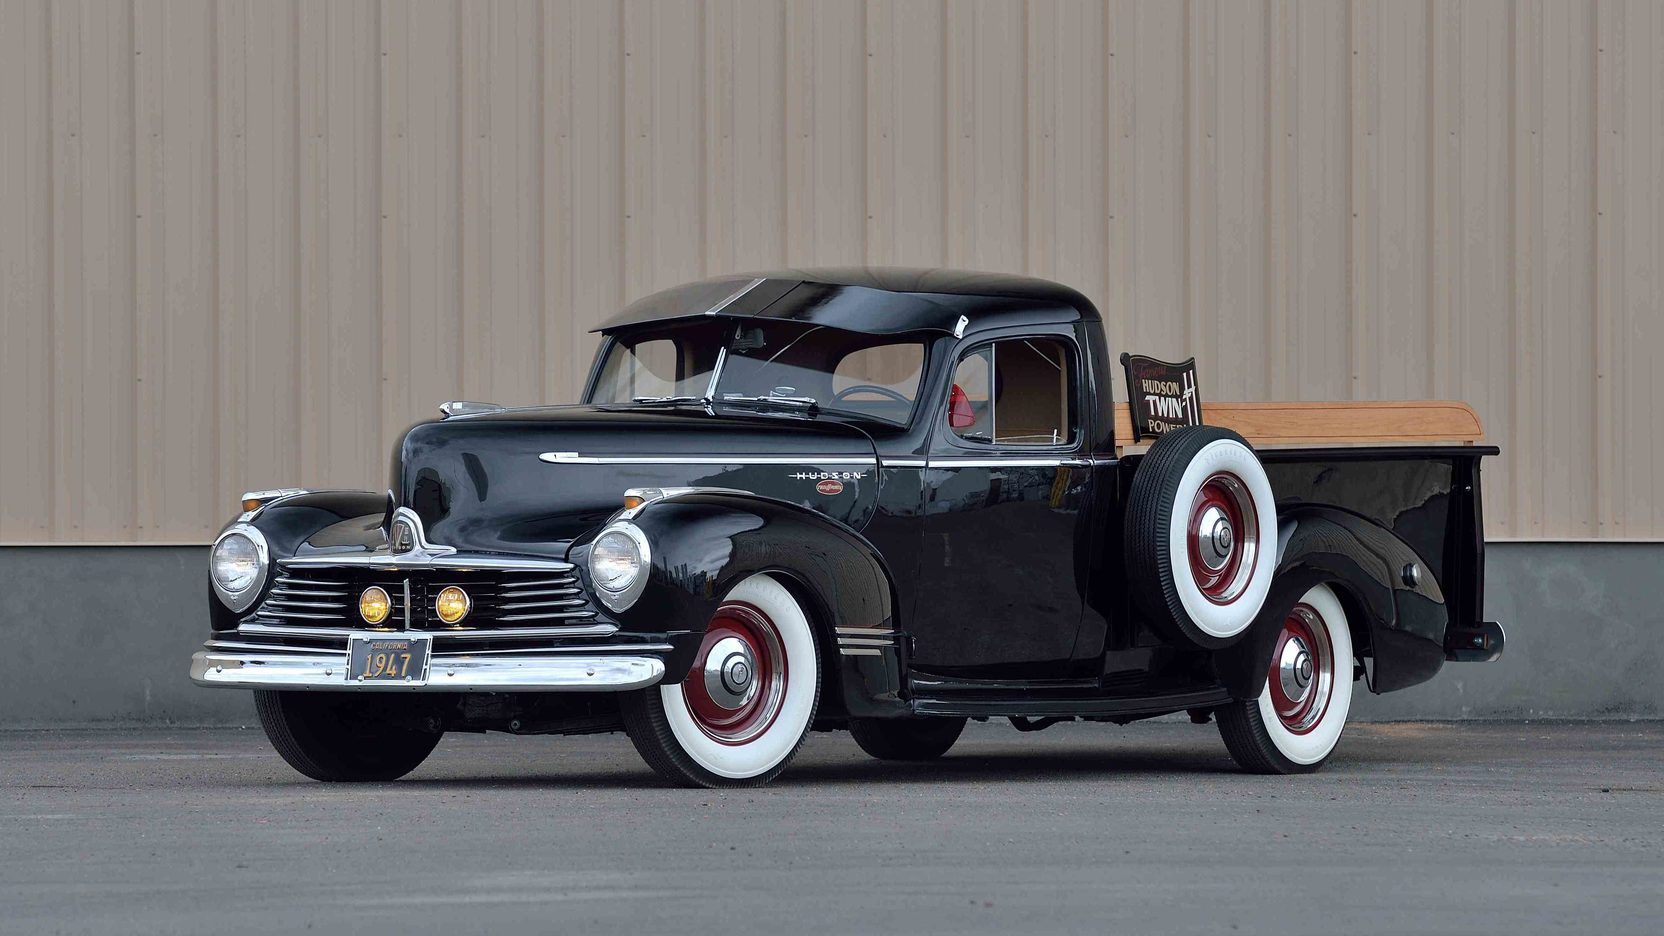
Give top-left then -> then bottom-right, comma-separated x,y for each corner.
833,384 -> 912,405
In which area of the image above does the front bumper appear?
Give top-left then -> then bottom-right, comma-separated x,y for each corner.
189,639 -> 667,692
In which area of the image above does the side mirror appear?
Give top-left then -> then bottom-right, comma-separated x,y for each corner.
948,384 -> 977,429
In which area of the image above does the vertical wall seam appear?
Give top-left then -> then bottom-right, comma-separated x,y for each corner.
535,0 -> 547,400
1345,0 -> 1358,400
43,0 -> 56,536
372,0 -> 383,437
289,0 -> 301,485
127,0 -> 139,534
1506,0 -> 1520,532
1425,0 -> 1438,400
209,0 -> 221,531
1589,0 -> 1602,531
452,0 -> 465,391
1019,0 -> 1030,274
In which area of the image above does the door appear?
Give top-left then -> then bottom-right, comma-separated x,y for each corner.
910,332 -> 1093,678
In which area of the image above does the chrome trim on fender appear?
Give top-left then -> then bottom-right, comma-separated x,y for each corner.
190,646 -> 666,692
438,400 -> 505,418
541,452 -> 877,466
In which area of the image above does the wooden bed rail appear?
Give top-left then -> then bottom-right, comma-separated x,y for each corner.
1112,400 -> 1484,453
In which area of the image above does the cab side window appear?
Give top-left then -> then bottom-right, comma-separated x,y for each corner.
948,338 -> 1075,446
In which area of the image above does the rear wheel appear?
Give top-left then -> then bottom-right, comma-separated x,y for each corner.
849,716 -> 967,761
1217,584 -> 1355,774
254,690 -> 442,782
621,573 -> 820,788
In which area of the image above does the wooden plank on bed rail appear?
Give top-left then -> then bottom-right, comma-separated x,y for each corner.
1112,401 -> 1484,451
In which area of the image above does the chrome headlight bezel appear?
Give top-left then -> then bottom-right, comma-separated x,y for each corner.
588,522 -> 651,613
210,524 -> 270,613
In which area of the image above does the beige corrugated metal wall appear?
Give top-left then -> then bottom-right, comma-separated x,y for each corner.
1,0 -> 1660,543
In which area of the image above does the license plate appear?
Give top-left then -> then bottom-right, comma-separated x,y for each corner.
348,634 -> 431,684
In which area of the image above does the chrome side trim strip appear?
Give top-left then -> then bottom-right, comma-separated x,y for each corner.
191,649 -> 665,692
836,636 -> 896,647
834,626 -> 895,636
839,648 -> 883,657
540,452 -> 877,466
923,457 -> 1075,468
881,459 -> 928,469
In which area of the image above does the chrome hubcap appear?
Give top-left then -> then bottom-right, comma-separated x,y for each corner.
1278,636 -> 1313,704
1196,505 -> 1235,571
703,636 -> 757,711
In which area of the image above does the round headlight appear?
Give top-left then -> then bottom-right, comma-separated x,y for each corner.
210,526 -> 269,612
589,523 -> 650,612
591,531 -> 642,589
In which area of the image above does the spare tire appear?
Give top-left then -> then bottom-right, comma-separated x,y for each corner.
1125,425 -> 1277,648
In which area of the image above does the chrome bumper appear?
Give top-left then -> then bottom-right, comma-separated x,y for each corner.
189,640 -> 666,692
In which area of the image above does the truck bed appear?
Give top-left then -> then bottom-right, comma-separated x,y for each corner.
1113,400 -> 1483,454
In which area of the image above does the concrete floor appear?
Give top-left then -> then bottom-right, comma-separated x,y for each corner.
1,720 -> 1660,935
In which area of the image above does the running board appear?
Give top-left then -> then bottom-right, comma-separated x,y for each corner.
910,687 -> 1231,719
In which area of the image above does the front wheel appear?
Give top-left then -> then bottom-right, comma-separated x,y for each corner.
621,573 -> 821,788
254,690 -> 443,782
1217,583 -> 1355,774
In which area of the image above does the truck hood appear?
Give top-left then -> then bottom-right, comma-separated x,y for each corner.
391,405 -> 882,555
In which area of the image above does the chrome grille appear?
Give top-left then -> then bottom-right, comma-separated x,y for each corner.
252,561 -> 602,636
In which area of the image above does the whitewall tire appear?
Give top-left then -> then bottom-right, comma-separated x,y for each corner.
1125,426 -> 1279,648
1217,583 -> 1355,773
621,573 -> 820,787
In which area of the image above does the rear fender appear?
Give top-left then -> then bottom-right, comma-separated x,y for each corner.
1213,505 -> 1448,699
587,492 -> 905,718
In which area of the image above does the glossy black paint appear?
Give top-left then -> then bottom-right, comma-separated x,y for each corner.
597,267 -> 1098,335
585,492 -> 904,718
214,269 -> 1496,721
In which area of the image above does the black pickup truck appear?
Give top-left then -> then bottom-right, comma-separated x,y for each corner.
192,268 -> 1504,787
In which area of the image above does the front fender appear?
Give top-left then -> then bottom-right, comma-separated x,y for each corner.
586,492 -> 905,718
208,491 -> 388,631
1213,505 -> 1448,699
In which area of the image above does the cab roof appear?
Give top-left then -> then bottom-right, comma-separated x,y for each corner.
595,267 -> 1100,337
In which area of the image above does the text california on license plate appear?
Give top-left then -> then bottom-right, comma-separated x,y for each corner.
348,634 -> 432,684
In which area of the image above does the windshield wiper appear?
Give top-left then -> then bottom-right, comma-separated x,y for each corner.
630,395 -> 705,405
714,394 -> 820,414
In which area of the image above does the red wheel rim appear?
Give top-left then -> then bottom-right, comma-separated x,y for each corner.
1186,471 -> 1259,605
1266,603 -> 1335,734
679,601 -> 788,745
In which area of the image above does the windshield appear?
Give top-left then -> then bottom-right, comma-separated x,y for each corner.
589,320 -> 926,426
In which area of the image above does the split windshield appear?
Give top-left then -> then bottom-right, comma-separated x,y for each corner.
589,319 -> 926,426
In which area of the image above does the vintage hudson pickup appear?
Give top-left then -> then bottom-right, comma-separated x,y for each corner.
192,268 -> 1504,787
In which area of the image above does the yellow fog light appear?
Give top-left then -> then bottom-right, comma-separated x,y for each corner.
434,586 -> 471,625
359,586 -> 392,626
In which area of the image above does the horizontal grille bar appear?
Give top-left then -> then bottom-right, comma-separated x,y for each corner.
254,563 -> 596,634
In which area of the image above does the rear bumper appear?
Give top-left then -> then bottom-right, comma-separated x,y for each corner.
189,639 -> 667,692
1445,620 -> 1506,663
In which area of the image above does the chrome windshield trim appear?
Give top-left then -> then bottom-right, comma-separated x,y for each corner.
705,276 -> 768,316
541,452 -> 876,466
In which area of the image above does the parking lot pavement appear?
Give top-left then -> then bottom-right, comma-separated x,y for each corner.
2,720 -> 1661,936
